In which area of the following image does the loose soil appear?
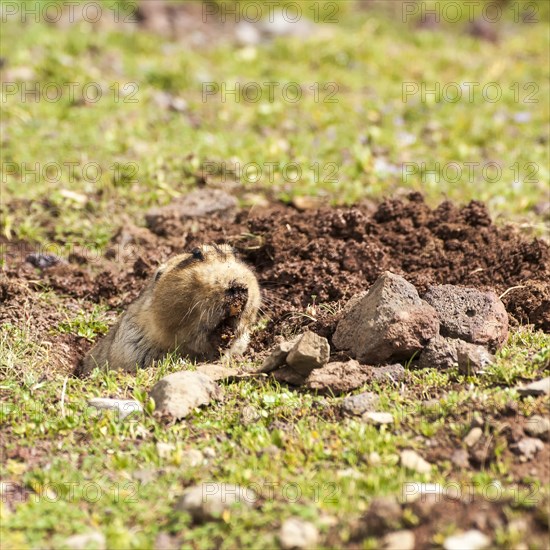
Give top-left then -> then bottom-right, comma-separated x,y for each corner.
1,194 -> 548,376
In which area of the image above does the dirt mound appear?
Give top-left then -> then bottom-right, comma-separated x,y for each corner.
2,194 -> 548,372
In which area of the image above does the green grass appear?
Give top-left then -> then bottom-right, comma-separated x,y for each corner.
1,1 -> 549,548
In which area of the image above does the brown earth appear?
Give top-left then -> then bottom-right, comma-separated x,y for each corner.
1,193 -> 548,377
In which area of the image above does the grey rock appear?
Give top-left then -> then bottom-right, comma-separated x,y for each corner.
26,253 -> 63,269
341,391 -> 380,416
272,365 -> 307,386
443,529 -> 491,550
286,331 -> 330,375
240,405 -> 261,425
517,377 -> 550,397
423,285 -> 508,351
235,21 -> 261,46
149,371 -> 223,419
260,337 -> 300,373
417,335 -> 458,370
524,415 -> 550,440
259,10 -> 314,39
362,411 -> 394,426
304,360 -> 371,394
88,398 -> 143,420
383,530 -> 415,550
451,449 -> 470,468
371,363 -> 406,385
279,518 -> 319,549
400,449 -> 432,474
175,483 -> 256,522
456,341 -> 495,375
464,427 -> 483,448
62,532 -> 106,550
333,272 -> 439,364
362,496 -> 402,535
196,363 -> 235,381
513,437 -> 544,460
145,189 -> 237,234
181,449 -> 204,467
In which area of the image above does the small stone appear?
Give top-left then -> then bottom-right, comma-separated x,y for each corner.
443,529 -> 491,550
240,405 -> 261,425
464,427 -> 483,447
305,360 -> 371,394
272,366 -> 307,386
517,377 -> 550,397
154,533 -> 178,550
451,449 -> 470,468
400,450 -> 432,474
156,442 -> 176,459
417,335 -> 458,370
63,532 -> 106,550
149,372 -> 223,420
383,530 -> 415,550
181,449 -> 204,467
370,363 -> 406,385
333,272 -> 439,364
26,253 -> 63,269
175,483 -> 256,522
368,451 -> 381,465
513,437 -> 544,460
279,518 -> 319,549
423,285 -> 508,351
88,398 -> 143,420
202,447 -> 216,458
196,363 -> 235,381
456,342 -> 495,375
524,415 -> 550,440
286,331 -> 330,375
260,338 -> 299,373
361,496 -> 402,535
362,412 -> 394,426
145,189 -> 237,235
341,391 -> 380,416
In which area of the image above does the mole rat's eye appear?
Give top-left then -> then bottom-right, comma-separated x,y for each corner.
192,248 -> 204,261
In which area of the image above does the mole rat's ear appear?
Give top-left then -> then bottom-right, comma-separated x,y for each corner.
154,265 -> 166,282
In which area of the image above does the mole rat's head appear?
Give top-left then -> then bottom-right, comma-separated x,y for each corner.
150,244 -> 261,358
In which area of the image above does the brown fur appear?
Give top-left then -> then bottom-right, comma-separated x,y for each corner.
77,244 -> 261,376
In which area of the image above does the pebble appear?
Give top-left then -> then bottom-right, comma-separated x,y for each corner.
451,448 -> 470,468
524,415 -> 550,440
383,530 -> 415,550
517,377 -> 550,397
175,483 -> 256,522
279,518 -> 319,549
400,450 -> 432,474
63,532 -> 106,550
464,427 -> 483,447
362,412 -> 394,426
87,398 -> 143,420
443,529 -> 490,550
149,371 -> 222,420
515,437 -> 544,461
341,391 -> 380,416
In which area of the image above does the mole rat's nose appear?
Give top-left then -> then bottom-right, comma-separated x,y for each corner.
226,284 -> 248,299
